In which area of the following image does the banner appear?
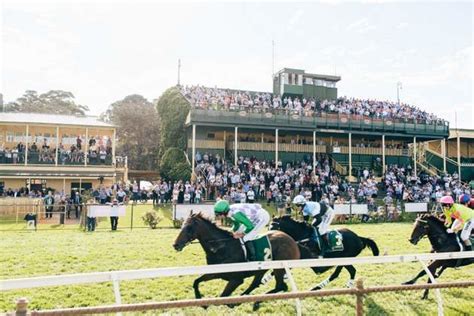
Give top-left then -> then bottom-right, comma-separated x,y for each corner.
333,204 -> 368,215
174,204 -> 215,221
88,205 -> 126,217
404,203 -> 428,213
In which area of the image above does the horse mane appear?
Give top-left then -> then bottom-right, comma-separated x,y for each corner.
191,212 -> 233,238
420,213 -> 446,230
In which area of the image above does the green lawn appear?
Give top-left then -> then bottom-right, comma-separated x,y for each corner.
1,209 -> 473,315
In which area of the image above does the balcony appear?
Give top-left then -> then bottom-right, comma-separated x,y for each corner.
188,109 -> 449,138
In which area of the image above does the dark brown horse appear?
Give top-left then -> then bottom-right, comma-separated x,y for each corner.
404,214 -> 474,299
173,212 -> 300,310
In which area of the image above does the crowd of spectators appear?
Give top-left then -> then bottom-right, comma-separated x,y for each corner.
0,135 -> 112,165
382,165 -> 470,206
179,85 -> 446,125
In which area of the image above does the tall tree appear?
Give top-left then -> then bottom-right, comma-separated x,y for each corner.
5,90 -> 89,115
156,87 -> 190,159
103,94 -> 160,171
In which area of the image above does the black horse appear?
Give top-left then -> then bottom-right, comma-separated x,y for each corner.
270,215 -> 379,290
173,213 -> 301,310
404,214 -> 474,299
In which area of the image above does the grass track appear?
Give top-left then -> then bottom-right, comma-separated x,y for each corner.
1,205 -> 473,315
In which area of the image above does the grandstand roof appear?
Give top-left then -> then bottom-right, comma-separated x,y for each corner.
276,68 -> 341,82
0,112 -> 114,128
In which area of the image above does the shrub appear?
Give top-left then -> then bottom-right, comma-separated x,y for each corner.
142,211 -> 162,229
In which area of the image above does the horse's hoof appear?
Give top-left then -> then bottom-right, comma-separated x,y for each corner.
253,302 -> 261,311
402,280 -> 414,285
311,286 -> 322,291
422,295 -> 428,300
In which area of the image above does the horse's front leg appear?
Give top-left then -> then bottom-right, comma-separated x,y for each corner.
312,266 -> 343,290
403,268 -> 427,285
220,278 -> 244,308
193,274 -> 219,299
241,271 -> 266,295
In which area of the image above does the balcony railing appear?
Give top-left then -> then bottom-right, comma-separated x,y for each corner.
187,139 -> 225,149
332,146 -> 410,156
189,109 -> 449,136
0,151 -> 120,167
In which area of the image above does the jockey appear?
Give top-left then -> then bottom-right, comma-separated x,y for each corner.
440,195 -> 474,251
292,195 -> 335,257
214,200 -> 270,261
459,194 -> 474,209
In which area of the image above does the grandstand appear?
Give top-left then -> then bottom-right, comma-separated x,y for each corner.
178,67 -> 467,181
0,112 -> 128,194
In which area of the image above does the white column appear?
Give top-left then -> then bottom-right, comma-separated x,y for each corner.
313,130 -> 316,171
348,133 -> 352,179
275,129 -> 279,164
457,135 -> 461,179
223,130 -> 227,161
192,124 -> 196,174
234,126 -> 238,165
413,136 -> 417,175
442,138 -> 447,173
25,125 -> 29,166
382,134 -> 386,173
85,128 -> 89,166
112,128 -> 116,166
55,126 -> 59,166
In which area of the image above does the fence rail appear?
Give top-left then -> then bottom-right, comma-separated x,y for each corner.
3,251 -> 474,316
2,251 -> 473,291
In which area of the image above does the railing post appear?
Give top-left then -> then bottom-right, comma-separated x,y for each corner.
355,278 -> 364,316
15,297 -> 29,316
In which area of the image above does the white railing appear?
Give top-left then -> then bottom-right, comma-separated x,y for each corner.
2,251 -> 473,291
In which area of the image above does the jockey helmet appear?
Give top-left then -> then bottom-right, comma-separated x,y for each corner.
292,195 -> 306,206
214,200 -> 230,214
439,195 -> 454,207
459,194 -> 471,204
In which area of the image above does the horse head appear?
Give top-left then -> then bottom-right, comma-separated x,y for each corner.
173,212 -> 201,251
270,215 -> 309,241
409,213 -> 445,245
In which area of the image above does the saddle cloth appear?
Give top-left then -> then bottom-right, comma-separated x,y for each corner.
241,235 -> 272,261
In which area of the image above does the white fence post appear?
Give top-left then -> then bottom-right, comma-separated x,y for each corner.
418,259 -> 444,316
283,262 -> 301,316
111,273 -> 123,316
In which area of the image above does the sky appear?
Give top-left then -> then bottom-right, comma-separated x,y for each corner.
1,0 -> 473,128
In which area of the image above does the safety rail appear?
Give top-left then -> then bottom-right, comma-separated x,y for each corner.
2,251 -> 473,290
2,251 -> 474,316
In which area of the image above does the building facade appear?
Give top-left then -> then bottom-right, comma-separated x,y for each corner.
0,113 -> 127,194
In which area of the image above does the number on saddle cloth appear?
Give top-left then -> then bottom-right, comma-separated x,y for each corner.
250,235 -> 272,261
327,230 -> 344,252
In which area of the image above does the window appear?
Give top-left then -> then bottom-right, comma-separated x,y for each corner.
207,133 -> 215,139
305,78 -> 313,85
326,81 -> 336,88
314,80 -> 324,86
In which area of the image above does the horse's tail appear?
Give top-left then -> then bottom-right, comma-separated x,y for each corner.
360,237 -> 379,256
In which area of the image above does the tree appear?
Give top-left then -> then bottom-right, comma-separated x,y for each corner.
155,87 -> 190,159
103,95 -> 160,171
5,90 -> 89,115
159,147 -> 188,181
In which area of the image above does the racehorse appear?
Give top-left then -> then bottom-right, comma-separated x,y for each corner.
270,215 -> 379,290
173,212 -> 300,310
404,213 -> 474,299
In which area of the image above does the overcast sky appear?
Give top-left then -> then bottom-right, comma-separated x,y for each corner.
1,1 -> 473,128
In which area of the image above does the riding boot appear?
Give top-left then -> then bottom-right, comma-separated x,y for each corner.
245,241 -> 256,262
319,234 -> 328,258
